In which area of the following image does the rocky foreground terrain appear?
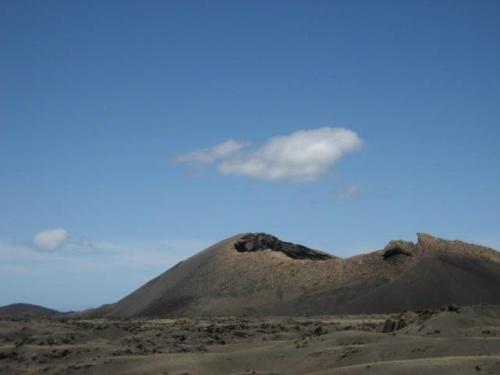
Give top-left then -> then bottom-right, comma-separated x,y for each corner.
1,304 -> 500,374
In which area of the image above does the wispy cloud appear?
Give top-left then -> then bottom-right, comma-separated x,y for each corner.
0,236 -> 212,310
174,127 -> 362,181
173,140 -> 247,164
1,236 -> 211,276
333,183 -> 363,200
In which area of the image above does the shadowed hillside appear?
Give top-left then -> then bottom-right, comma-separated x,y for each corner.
0,303 -> 61,319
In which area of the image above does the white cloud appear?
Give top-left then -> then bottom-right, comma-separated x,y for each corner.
33,228 -> 68,251
218,127 -> 362,181
333,183 -> 363,200
174,127 -> 362,181
174,140 -> 246,164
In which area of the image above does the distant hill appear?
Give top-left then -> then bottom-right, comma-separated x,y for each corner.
94,232 -> 500,317
0,303 -> 61,319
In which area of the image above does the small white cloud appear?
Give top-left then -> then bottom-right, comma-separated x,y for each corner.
219,127 -> 362,181
174,140 -> 246,164
333,183 -> 363,200
33,228 -> 68,251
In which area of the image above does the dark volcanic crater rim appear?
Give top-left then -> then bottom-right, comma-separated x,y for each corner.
233,232 -> 500,262
234,233 -> 333,260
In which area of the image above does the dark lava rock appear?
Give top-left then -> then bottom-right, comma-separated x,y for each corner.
234,233 -> 332,260
0,351 -> 18,360
313,326 -> 328,336
383,240 -> 416,260
382,318 -> 406,333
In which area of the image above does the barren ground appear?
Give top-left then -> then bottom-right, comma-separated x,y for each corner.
1,305 -> 499,374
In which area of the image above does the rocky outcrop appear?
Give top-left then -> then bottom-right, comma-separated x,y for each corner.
382,318 -> 407,332
416,233 -> 500,263
416,233 -> 450,252
234,233 -> 332,260
383,240 -> 416,260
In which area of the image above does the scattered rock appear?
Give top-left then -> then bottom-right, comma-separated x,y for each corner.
313,326 -> 328,336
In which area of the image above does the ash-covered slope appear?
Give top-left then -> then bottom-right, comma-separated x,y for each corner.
99,233 -> 500,317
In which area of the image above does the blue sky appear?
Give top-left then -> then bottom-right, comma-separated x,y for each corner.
1,1 -> 499,310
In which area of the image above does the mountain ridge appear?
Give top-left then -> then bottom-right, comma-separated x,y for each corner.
93,232 -> 500,317
0,303 -> 61,319
3,232 -> 499,319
